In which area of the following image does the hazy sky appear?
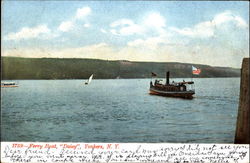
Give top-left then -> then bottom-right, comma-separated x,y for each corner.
2,1 -> 249,68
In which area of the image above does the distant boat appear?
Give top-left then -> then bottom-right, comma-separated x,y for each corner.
1,82 -> 18,88
149,71 -> 195,99
85,74 -> 93,85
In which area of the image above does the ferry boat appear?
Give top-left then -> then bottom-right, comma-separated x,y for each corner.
1,82 -> 18,88
149,71 -> 195,99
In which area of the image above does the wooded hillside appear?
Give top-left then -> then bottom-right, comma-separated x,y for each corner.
1,57 -> 240,79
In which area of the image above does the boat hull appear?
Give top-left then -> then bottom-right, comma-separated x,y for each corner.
149,88 -> 194,99
1,85 -> 18,88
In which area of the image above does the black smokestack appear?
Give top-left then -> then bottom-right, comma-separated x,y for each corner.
166,71 -> 170,85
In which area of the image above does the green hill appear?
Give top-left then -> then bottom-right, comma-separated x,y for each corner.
1,57 -> 240,79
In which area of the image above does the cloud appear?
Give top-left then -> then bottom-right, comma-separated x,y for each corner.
170,21 -> 214,38
84,23 -> 91,28
75,7 -> 91,19
5,25 -> 50,41
5,6 -> 93,41
2,48 -> 53,58
58,21 -> 74,32
100,28 -> 107,33
50,43 -> 115,59
109,29 -> 117,35
110,19 -> 144,36
213,11 -> 248,28
57,6 -> 92,32
143,12 -> 166,28
110,12 -> 167,36
171,11 -> 248,38
110,19 -> 134,27
127,36 -> 167,50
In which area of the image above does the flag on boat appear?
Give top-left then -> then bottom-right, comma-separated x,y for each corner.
151,72 -> 157,77
192,66 -> 201,75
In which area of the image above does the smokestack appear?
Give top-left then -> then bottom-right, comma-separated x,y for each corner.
166,71 -> 170,85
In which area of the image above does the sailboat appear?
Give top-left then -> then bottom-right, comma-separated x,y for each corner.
85,74 -> 93,85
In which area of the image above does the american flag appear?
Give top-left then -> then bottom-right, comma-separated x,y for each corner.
192,66 -> 201,75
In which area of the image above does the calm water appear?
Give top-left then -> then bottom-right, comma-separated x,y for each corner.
1,78 -> 240,143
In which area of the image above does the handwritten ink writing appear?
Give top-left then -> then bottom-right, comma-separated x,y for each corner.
1,143 -> 249,163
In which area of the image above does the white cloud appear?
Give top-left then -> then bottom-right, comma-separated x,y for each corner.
57,6 -> 92,33
5,25 -> 50,41
110,19 -> 144,36
213,11 -> 248,28
110,19 -> 134,27
143,12 -> 166,28
2,43 -> 111,59
76,7 -> 91,19
127,37 -> 167,50
110,29 -> 118,35
100,28 -> 107,33
171,11 -> 248,38
58,21 -> 74,32
51,43 -> 116,59
170,21 -> 214,38
110,13 -> 167,36
84,23 -> 91,28
234,16 -> 248,28
41,33 -> 60,40
2,47 -> 58,58
119,24 -> 142,35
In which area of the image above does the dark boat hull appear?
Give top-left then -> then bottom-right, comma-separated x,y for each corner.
149,88 -> 195,99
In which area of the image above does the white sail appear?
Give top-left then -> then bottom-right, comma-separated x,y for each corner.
85,74 -> 93,84
88,74 -> 93,83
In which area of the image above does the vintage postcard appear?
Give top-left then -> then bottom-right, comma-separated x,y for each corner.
1,1 -> 249,163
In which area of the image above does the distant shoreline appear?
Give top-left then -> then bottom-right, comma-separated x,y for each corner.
2,57 -> 240,80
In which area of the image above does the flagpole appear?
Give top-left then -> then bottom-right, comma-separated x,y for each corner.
191,66 -> 193,82
191,66 -> 194,91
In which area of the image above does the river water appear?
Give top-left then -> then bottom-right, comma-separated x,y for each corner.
1,78 -> 240,143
